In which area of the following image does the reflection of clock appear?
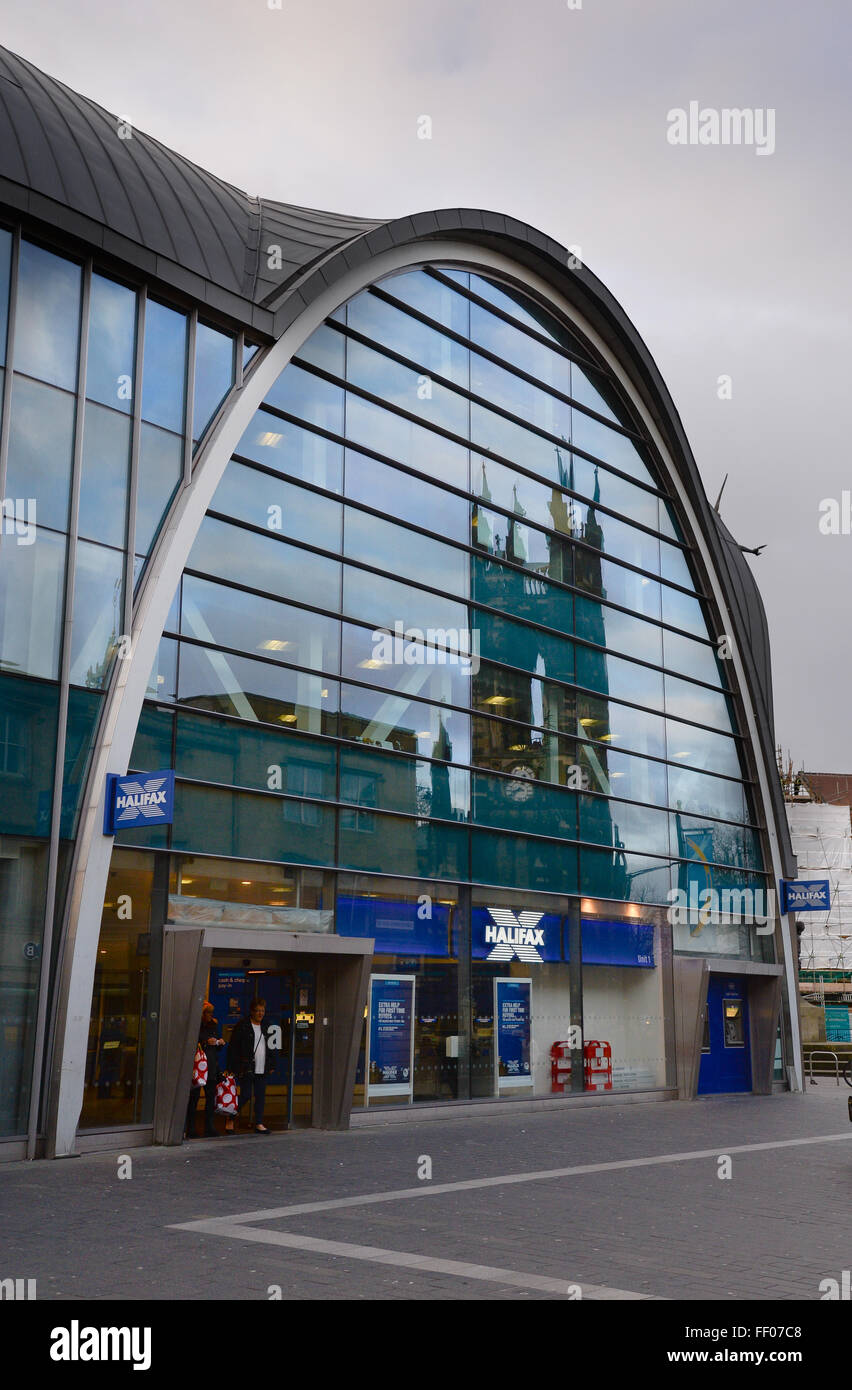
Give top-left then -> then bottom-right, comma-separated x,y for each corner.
504,765 -> 535,802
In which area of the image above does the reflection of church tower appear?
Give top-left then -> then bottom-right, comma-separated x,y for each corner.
473,459 -> 493,553
547,444 -> 572,584
507,485 -> 527,565
421,714 -> 456,874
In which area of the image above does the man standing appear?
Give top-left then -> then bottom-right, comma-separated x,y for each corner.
226,998 -> 277,1133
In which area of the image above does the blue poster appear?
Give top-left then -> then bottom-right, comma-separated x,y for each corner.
494,977 -> 532,1090
368,975 -> 415,1097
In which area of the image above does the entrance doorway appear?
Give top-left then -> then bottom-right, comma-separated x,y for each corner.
698,975 -> 752,1094
208,964 -> 316,1130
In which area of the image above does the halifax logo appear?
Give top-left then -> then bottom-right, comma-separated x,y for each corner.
484,908 -> 546,963
104,770 -> 176,835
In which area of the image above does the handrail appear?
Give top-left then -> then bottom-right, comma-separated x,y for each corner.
806,1049 -> 841,1086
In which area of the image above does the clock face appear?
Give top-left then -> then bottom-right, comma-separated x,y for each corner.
504,765 -> 535,802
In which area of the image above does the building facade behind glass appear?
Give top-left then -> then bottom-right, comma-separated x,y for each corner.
0,47 -> 800,1158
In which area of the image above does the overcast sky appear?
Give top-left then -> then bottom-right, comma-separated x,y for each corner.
2,0 -> 849,770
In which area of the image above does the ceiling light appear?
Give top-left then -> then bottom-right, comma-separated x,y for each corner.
579,717 -> 596,726
484,695 -> 512,706
674,751 -> 691,758
359,658 -> 389,669
278,713 -> 297,723
259,639 -> 290,651
257,431 -> 282,447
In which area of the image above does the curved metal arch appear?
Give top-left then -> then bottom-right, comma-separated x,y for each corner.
45,233 -> 800,1157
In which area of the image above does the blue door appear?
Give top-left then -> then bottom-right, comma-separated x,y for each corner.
698,975 -> 752,1094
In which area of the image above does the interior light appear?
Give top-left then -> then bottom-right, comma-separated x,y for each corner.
416,730 -> 432,738
610,771 -> 624,778
257,431 -> 282,447
241,881 -> 252,885
320,689 -> 328,698
278,713 -> 297,723
359,658 -> 389,669
508,744 -> 527,751
674,751 -> 691,758
484,695 -> 512,706
259,639 -> 290,651
182,878 -> 194,884
579,717 -> 596,727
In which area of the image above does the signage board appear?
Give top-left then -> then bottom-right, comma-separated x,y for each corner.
781,879 -> 831,913
366,974 -> 415,1102
494,977 -> 533,1092
104,769 -> 175,834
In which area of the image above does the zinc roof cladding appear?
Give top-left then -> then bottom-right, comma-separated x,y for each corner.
0,45 -> 379,324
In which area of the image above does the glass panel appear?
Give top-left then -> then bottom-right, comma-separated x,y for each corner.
341,622 -> 470,708
594,512 -> 660,573
666,719 -> 742,778
345,393 -> 468,490
580,559 -> 661,621
193,322 -> 234,440
62,686 -> 103,838
664,674 -> 736,731
660,542 -> 695,590
340,745 -> 469,821
475,607 -> 574,683
236,410 -> 343,491
474,505 -> 572,582
339,808 -> 466,880
575,648 -> 664,709
296,323 -> 346,377
661,585 -> 710,639
343,565 -> 467,637
78,402 -> 131,548
579,743 -> 667,806
576,596 -> 662,666
572,411 -> 655,486
14,241 -> 81,390
210,460 -> 343,552
0,526 -> 66,679
577,691 -> 665,760
582,924 -> 667,1088
346,338 -> 470,436
265,362 -> 344,434
0,228 -> 12,366
469,302 -> 571,396
187,516 -> 340,612
141,299 -> 187,432
6,376 -> 76,533
474,661 -> 575,739
172,783 -> 335,864
473,454 -> 580,544
178,641 -> 338,735
347,293 -> 469,386
181,574 -> 339,672
144,635 -> 178,702
471,827 -> 577,894
672,814 -> 763,871
129,703 -> 175,771
468,274 -> 563,342
667,764 -> 747,821
344,506 -> 468,597
570,363 -> 621,424
70,541 -> 124,688
471,352 -> 571,440
472,552 -> 573,628
472,769 -> 576,838
0,837 -> 50,1136
87,274 -> 136,413
470,400 -> 564,483
135,423 -> 183,555
379,270 -> 470,336
0,674 -> 59,835
580,847 -> 671,903
471,714 -> 575,787
664,630 -> 725,687
176,709 -> 337,800
341,682 -> 469,764
243,342 -> 260,369
580,793 -> 670,856
344,448 -> 468,543
80,850 -> 157,1129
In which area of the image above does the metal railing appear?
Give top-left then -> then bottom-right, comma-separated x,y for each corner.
806,1049 -> 841,1086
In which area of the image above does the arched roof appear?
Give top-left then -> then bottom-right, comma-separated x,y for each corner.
0,42 -> 792,872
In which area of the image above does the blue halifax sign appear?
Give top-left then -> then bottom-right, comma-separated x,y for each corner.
781,879 -> 831,913
104,770 -> 175,835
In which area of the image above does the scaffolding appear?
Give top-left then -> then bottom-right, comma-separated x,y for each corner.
786,802 -> 852,971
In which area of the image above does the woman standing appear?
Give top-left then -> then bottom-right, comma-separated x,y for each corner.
185,1002 -> 224,1138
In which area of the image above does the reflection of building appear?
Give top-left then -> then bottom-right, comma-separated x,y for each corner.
0,47 -> 801,1161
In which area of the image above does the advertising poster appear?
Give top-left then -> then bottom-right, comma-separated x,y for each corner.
494,977 -> 533,1092
366,974 -> 415,1101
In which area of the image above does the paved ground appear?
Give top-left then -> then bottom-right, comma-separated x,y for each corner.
3,1086 -> 852,1302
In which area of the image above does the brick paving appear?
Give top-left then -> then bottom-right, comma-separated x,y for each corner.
2,1088 -> 851,1301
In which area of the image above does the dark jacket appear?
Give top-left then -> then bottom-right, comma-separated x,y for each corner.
226,1016 -> 279,1077
195,1018 -> 222,1087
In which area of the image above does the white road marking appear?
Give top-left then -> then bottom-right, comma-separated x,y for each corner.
172,1220 -> 655,1299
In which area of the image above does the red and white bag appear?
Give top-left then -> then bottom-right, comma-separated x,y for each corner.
192,1044 -> 208,1088
215,1072 -> 238,1116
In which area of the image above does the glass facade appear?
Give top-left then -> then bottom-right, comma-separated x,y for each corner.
103,265 -> 771,1118
0,226 -> 239,1138
0,221 -> 784,1140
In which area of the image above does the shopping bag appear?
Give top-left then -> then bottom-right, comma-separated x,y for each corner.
192,1044 -> 208,1088
215,1072 -> 238,1116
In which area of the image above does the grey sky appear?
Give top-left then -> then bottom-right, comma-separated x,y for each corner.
2,0 -> 848,769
